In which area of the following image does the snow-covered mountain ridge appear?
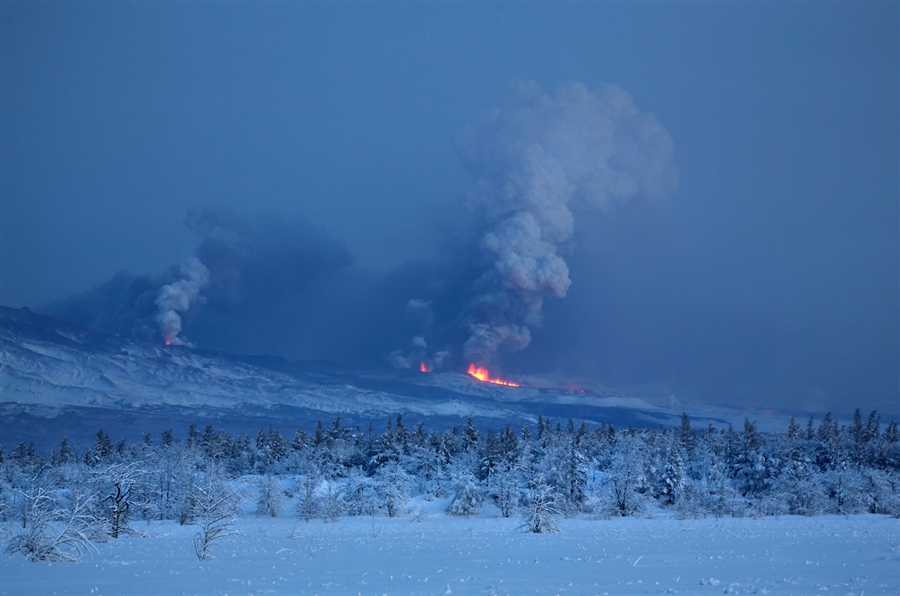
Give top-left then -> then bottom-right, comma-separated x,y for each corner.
1,306 -> 767,448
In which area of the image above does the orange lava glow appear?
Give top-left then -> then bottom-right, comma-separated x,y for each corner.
420,362 -> 431,373
467,364 -> 519,387
164,338 -> 172,346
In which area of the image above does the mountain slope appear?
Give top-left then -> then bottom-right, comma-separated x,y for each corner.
1,306 -> 766,449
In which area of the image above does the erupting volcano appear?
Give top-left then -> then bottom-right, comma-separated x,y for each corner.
467,364 -> 520,387
419,362 -> 431,373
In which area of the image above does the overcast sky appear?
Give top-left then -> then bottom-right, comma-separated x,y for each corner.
2,3 -> 897,418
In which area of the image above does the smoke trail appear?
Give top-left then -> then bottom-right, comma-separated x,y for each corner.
388,299 -> 447,370
155,257 -> 209,346
456,81 -> 676,364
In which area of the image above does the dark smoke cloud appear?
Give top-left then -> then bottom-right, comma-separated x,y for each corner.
187,206 -> 354,307
49,207 -> 355,351
49,269 -> 176,342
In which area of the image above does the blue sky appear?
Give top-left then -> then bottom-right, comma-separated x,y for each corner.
2,2 -> 897,417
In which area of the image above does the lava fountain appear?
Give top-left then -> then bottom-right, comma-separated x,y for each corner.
467,364 -> 520,387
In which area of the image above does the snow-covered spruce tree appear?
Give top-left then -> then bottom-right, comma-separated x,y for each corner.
257,475 -> 284,517
479,429 -> 504,481
731,419 -> 775,506
815,413 -> 847,471
536,430 -> 588,516
518,474 -> 561,533
657,437 -> 686,507
85,429 -> 113,466
50,437 -> 76,466
191,471 -> 242,561
407,437 -> 446,499
562,444 -> 589,515
253,427 -> 289,475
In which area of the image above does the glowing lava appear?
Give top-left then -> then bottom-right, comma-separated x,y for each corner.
420,362 -> 432,373
467,364 -> 519,387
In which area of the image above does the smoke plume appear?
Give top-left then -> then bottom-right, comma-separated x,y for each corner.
50,82 -> 676,373
454,81 -> 676,364
154,257 -> 209,346
48,207 -> 355,352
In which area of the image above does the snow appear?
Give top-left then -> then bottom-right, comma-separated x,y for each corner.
4,512 -> 897,595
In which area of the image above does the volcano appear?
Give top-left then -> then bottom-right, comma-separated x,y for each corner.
0,305 -> 775,450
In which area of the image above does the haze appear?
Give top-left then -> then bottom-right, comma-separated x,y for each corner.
2,3 -> 897,418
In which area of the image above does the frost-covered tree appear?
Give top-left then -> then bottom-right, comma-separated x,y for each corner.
448,470 -> 482,517
191,472 -> 241,561
257,475 -> 284,517
770,458 -> 825,516
295,474 -> 321,522
3,480 -> 98,562
321,480 -> 343,522
598,433 -> 649,517
146,442 -> 199,524
487,463 -> 522,518
519,475 -> 561,533
376,460 -> 410,517
343,470 -> 378,517
824,468 -> 868,515
95,461 -> 147,539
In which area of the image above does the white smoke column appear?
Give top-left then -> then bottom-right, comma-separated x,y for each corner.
155,257 -> 210,346
456,81 -> 677,364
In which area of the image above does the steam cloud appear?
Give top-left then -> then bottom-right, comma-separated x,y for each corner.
155,257 -> 209,346
454,81 -> 676,364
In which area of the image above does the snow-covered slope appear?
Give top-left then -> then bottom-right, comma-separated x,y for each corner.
1,306 -> 775,448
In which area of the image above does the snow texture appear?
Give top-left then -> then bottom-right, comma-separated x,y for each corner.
3,511 -> 896,595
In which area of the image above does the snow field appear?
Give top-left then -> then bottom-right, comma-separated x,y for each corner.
3,510 -> 897,596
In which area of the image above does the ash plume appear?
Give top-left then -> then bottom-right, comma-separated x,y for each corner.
48,82 -> 676,372
48,207 -> 354,351
155,257 -> 209,346
454,81 -> 677,364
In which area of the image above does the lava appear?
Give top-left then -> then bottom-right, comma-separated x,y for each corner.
420,362 -> 432,373
467,364 -> 519,387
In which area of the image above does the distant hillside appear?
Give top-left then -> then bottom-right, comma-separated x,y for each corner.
2,306 -> 768,450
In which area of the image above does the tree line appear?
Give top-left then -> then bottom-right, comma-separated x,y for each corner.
2,410 -> 898,561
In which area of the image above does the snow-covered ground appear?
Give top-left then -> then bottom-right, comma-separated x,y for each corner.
4,507 -> 897,596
